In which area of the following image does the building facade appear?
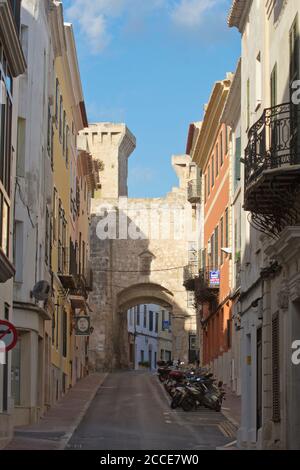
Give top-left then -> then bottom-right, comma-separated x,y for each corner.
186,75 -> 239,390
220,59 -> 242,396
229,0 -> 300,449
49,0 -> 92,404
127,304 -> 173,370
0,0 -> 26,447
11,0 -> 54,427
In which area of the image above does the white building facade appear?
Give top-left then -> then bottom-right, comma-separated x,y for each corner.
229,0 -> 300,449
0,0 -> 26,448
127,304 -> 159,370
11,0 -> 54,427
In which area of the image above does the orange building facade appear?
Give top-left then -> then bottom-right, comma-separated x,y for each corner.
188,75 -> 234,377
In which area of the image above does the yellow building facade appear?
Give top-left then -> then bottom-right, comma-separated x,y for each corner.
49,3 -> 96,402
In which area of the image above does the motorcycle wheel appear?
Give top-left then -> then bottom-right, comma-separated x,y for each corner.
171,398 -> 179,409
181,397 -> 195,412
159,375 -> 165,383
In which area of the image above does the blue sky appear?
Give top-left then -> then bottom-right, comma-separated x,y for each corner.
64,0 -> 240,198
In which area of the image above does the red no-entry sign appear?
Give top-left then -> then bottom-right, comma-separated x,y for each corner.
0,320 -> 18,352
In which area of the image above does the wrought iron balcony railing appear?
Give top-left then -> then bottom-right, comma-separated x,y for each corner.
194,267 -> 220,306
244,102 -> 300,237
187,179 -> 201,203
245,102 -> 299,191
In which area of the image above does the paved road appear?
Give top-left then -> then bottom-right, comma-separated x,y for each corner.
67,371 -> 236,450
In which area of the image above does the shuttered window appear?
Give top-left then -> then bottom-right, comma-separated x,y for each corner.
272,313 -> 281,422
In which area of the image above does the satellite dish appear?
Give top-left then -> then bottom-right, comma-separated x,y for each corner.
31,281 -> 50,301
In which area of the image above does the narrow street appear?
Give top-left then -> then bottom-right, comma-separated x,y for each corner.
67,371 -> 237,451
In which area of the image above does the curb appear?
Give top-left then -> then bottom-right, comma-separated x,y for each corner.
221,409 -> 240,430
59,372 -> 108,450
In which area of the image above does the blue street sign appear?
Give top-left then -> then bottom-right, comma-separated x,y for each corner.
209,270 -> 220,287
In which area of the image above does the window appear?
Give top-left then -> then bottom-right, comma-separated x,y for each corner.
256,52 -> 262,108
53,188 -> 58,241
290,15 -> 299,89
207,165 -> 210,195
63,110 -> 66,156
155,313 -> 158,333
220,132 -> 224,166
272,313 -> 280,422
220,217 -> 224,264
56,305 -> 59,349
210,233 -> 214,270
0,44 -> 13,258
16,117 -> 25,177
247,78 -> 250,129
227,318 -> 232,349
55,78 -> 59,125
66,125 -> 69,166
161,309 -> 165,329
13,220 -> 23,282
234,136 -> 241,191
144,305 -> 147,328
204,174 -> 207,203
216,144 -> 219,174
52,311 -> 55,346
9,0 -> 21,34
136,305 -> 140,326
214,226 -> 219,269
47,103 -> 52,157
225,127 -> 228,155
211,155 -> 215,187
63,312 -> 68,358
271,64 -> 277,108
149,311 -> 153,331
225,208 -> 229,252
140,350 -> 144,363
59,95 -> 63,142
45,206 -> 50,265
0,194 -> 9,256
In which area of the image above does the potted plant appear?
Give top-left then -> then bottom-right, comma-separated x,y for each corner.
138,361 -> 150,370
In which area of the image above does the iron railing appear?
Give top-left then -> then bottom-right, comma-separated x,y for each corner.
244,102 -> 300,190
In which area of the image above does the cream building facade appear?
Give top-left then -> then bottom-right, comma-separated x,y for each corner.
229,0 -> 300,449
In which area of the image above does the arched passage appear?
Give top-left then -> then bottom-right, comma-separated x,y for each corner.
116,283 -> 175,369
117,283 -> 174,312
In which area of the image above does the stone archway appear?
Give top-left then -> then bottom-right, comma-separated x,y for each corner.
115,283 -> 176,369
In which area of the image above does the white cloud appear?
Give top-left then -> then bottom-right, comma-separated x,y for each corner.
171,0 -> 223,28
65,0 -> 227,53
66,0 -> 125,53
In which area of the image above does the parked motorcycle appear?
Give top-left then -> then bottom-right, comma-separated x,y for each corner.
158,365 -> 226,412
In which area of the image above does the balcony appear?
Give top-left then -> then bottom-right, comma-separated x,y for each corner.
194,268 -> 220,305
183,263 -> 199,291
244,102 -> 300,237
57,246 -> 93,307
187,179 -> 201,204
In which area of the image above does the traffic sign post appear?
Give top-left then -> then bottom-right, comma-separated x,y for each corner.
0,320 -> 18,354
